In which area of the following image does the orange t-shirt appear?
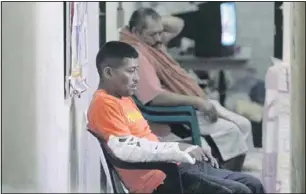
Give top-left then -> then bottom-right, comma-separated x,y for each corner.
87,90 -> 166,193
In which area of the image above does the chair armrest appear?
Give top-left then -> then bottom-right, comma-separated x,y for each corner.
141,113 -> 193,124
132,96 -> 196,116
141,113 -> 202,147
139,105 -> 196,115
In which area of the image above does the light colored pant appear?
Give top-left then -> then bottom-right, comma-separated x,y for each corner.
196,100 -> 252,161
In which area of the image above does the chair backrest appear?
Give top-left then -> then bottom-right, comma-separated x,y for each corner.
132,95 -> 141,103
88,130 -> 128,193
132,95 -> 145,108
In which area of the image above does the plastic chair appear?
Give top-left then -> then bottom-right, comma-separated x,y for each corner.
88,130 -> 184,194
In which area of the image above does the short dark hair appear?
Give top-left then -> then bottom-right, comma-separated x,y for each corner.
96,41 -> 138,78
129,8 -> 161,32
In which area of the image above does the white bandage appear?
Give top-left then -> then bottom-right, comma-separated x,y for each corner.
183,145 -> 199,153
107,135 -> 196,164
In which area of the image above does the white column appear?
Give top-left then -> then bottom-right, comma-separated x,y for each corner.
2,2 -> 39,192
290,2 -> 305,193
2,2 -> 71,192
2,2 -> 102,193
34,2 -> 71,192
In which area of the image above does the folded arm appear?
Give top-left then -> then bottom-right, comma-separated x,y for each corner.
161,16 -> 184,44
150,90 -> 201,107
136,52 -> 204,108
136,52 -> 218,122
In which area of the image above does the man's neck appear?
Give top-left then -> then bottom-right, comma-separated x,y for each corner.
98,81 -> 121,99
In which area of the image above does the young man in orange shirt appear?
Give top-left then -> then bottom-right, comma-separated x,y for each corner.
87,41 -> 265,194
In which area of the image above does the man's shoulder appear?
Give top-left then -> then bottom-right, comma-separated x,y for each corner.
89,91 -> 122,112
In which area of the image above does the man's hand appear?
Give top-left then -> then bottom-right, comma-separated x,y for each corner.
178,143 -> 219,168
188,147 -> 219,168
195,99 -> 218,123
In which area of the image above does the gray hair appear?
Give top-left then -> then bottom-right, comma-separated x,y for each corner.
128,8 -> 161,32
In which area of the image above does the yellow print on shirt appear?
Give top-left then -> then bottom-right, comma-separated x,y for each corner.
126,111 -> 143,123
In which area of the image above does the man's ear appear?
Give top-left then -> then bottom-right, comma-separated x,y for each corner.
102,66 -> 113,79
131,27 -> 141,36
131,27 -> 137,34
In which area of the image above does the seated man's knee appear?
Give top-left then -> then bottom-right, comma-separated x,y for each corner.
186,176 -> 252,194
227,123 -> 245,139
241,174 -> 265,193
231,182 -> 253,194
237,117 -> 252,136
213,179 -> 253,194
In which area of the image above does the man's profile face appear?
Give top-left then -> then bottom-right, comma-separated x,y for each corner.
136,17 -> 164,49
108,58 -> 140,97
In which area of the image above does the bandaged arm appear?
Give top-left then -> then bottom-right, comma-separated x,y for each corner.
107,135 -> 196,164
